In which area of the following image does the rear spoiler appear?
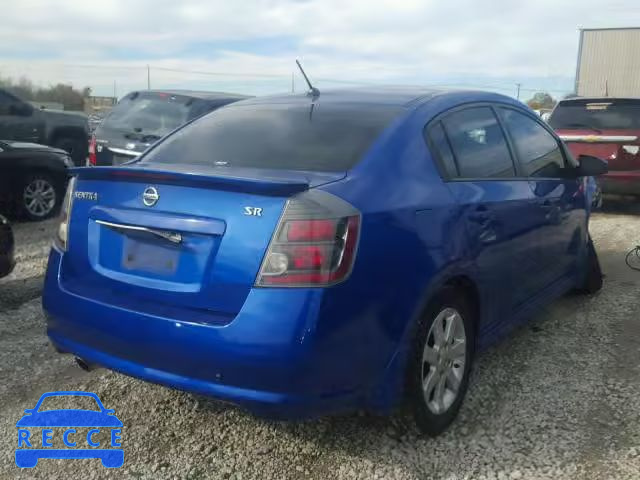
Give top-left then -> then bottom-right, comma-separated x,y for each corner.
70,166 -> 311,196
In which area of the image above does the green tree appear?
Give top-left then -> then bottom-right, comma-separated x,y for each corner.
527,92 -> 556,110
0,75 -> 89,111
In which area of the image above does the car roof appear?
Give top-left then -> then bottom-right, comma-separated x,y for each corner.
235,86 -> 521,111
240,86 -> 441,108
144,89 -> 251,101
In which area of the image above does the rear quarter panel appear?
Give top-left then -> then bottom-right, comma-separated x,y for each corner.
315,105 -> 476,406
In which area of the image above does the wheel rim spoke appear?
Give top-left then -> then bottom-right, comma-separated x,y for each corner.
422,345 -> 438,365
447,340 -> 466,361
444,312 -> 456,343
423,369 -> 439,399
434,373 -> 447,413
432,311 -> 447,347
446,367 -> 462,393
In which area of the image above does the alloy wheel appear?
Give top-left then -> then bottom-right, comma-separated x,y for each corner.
23,178 -> 57,218
421,307 -> 467,415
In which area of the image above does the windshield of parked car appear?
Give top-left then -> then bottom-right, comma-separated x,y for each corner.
549,99 -> 640,130
101,92 -> 191,138
140,103 -> 403,172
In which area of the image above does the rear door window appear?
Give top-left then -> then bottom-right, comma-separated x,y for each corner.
500,108 -> 566,178
442,107 -> 515,178
549,99 -> 640,130
142,103 -> 402,172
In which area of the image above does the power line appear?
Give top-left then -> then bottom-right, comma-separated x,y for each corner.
152,66 -> 289,79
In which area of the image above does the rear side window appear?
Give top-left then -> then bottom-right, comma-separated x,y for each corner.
426,122 -> 458,178
500,108 -> 565,178
442,107 -> 515,178
549,99 -> 640,130
142,103 -> 402,172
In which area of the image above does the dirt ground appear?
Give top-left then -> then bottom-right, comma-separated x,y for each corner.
0,204 -> 639,479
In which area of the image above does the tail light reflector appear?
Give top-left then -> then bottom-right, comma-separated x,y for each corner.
88,136 -> 97,166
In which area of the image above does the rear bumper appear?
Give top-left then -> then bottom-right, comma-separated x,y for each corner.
600,171 -> 640,196
43,248 -> 374,419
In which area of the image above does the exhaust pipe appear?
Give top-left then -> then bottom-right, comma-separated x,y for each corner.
75,357 -> 95,372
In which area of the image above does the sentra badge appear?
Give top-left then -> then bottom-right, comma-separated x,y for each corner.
74,191 -> 98,201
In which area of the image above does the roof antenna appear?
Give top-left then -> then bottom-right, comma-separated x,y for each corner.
296,59 -> 320,98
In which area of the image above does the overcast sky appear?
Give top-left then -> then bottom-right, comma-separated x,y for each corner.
1,0 -> 640,99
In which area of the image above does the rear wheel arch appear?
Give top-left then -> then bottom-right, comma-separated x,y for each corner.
441,276 -> 480,334
413,274 -> 482,337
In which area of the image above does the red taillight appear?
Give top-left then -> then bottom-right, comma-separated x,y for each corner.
290,245 -> 330,269
256,192 -> 360,287
88,136 -> 97,166
286,219 -> 337,242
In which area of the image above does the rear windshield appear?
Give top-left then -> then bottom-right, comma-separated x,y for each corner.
140,103 -> 403,172
549,99 -> 640,130
102,92 -> 191,138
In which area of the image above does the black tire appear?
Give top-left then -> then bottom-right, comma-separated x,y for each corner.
19,173 -> 63,221
54,136 -> 87,166
407,286 -> 475,436
577,237 -> 603,294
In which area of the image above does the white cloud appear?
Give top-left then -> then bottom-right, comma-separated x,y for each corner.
1,0 -> 640,97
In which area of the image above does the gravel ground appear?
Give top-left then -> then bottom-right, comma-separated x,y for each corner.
0,208 -> 639,480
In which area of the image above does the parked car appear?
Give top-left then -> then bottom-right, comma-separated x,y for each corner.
89,90 -> 249,166
549,97 -> 640,197
0,89 -> 89,166
43,87 -> 606,436
0,141 -> 72,220
0,214 -> 15,278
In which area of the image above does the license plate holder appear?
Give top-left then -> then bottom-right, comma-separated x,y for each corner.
121,235 -> 179,275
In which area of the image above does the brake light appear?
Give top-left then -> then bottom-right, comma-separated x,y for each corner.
88,136 -> 97,166
287,219 -> 337,242
55,177 -> 76,251
256,191 -> 360,287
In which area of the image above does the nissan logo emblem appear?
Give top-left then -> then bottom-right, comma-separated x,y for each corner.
142,186 -> 159,207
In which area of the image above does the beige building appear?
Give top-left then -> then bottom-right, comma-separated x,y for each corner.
85,95 -> 117,113
575,27 -> 640,97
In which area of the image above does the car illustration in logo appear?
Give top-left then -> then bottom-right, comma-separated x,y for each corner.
15,391 -> 123,468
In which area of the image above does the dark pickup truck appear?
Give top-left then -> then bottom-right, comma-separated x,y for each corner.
0,89 -> 89,166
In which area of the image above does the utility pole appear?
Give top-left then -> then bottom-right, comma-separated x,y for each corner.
147,65 -> 151,90
113,80 -> 117,101
516,83 -> 521,100
291,72 -> 295,93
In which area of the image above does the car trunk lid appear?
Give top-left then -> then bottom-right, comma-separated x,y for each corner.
61,165 -> 344,322
557,129 -> 640,171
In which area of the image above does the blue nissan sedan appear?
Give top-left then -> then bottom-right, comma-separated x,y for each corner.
43,87 -> 606,435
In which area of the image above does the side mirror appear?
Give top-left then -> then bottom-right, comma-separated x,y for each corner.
577,155 -> 608,177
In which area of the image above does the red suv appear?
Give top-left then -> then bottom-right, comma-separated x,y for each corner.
549,98 -> 640,197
